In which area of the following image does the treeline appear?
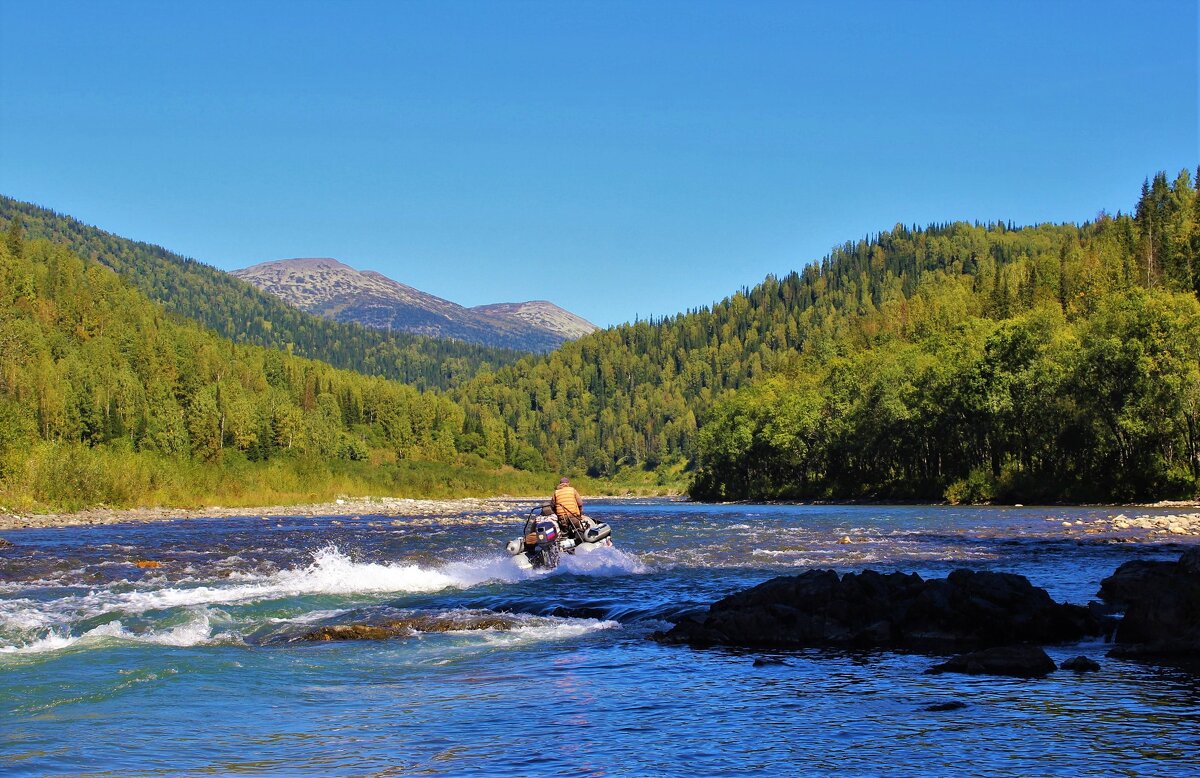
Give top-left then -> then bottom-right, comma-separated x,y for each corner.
0,196 -> 527,391
691,168 -> 1200,502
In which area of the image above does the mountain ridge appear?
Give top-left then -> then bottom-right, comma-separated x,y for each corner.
232,257 -> 597,351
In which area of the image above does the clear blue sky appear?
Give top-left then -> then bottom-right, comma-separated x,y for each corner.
1,1 -> 1196,328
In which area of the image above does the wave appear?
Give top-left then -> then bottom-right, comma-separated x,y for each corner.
2,604 -> 620,656
0,545 -> 643,655
0,607 -> 227,655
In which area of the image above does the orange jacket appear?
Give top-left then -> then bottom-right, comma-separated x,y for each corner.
552,485 -> 583,519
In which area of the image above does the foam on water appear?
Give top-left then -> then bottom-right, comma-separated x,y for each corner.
0,546 -> 517,654
0,607 -> 226,654
0,630 -> 79,655
0,543 -> 648,655
480,617 -> 620,646
555,545 -> 649,576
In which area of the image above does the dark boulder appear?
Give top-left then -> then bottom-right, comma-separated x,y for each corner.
655,567 -> 1100,650
1100,548 -> 1200,657
1098,559 -> 1181,608
1060,655 -> 1101,672
925,645 -> 1056,678
923,700 -> 968,712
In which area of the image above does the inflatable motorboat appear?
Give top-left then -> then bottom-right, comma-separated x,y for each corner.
505,504 -> 613,570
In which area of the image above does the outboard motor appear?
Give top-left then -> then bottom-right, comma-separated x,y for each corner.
527,519 -> 561,568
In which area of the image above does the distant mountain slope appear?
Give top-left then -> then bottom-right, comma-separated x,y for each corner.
471,301 -> 597,341
0,197 -> 526,389
232,258 -> 598,351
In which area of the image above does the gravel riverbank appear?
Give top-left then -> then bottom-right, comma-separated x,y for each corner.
0,496 -> 551,531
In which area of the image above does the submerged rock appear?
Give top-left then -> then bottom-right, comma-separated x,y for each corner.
306,624 -> 398,641
925,645 -> 1056,678
1100,548 -> 1200,658
0,538 -> 14,549
298,612 -> 525,642
923,700 -> 968,712
656,568 -> 1100,650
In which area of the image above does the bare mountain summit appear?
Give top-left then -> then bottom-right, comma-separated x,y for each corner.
470,301 -> 597,341
231,258 -> 598,352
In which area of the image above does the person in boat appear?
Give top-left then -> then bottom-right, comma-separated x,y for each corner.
550,477 -> 586,537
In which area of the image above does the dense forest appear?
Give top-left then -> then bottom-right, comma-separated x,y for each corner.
1,168 -> 1196,509
689,169 -> 1200,501
0,196 -> 526,391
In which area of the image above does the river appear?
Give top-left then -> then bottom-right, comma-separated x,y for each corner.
2,500 -> 1198,776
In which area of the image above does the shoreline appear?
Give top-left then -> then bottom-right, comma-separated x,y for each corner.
0,496 -> 540,531
2,495 -> 1196,533
0,493 -> 678,531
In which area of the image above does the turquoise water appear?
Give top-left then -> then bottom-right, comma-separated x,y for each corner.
2,501 -> 1199,776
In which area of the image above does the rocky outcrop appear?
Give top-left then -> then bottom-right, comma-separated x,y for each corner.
0,537 -> 13,548
926,645 -> 1057,678
1099,548 -> 1200,657
656,568 -> 1100,650
299,612 -> 524,642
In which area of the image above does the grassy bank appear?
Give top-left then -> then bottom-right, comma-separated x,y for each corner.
0,442 -> 684,514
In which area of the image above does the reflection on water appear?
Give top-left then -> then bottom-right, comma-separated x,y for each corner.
2,500 -> 1198,775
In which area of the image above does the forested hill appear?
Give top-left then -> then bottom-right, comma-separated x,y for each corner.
687,168 -> 1200,502
0,231 -> 566,509
454,168 -> 1200,503
0,196 -> 526,390
3,169 -> 1197,509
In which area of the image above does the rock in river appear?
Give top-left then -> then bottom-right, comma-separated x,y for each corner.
305,624 -> 398,642
1099,548 -> 1200,658
925,645 -> 1057,678
656,568 -> 1100,650
1060,655 -> 1101,672
298,612 -> 525,642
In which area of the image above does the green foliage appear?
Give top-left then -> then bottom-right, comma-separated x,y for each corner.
944,467 -> 996,505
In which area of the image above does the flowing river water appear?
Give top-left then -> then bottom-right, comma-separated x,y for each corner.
2,500 -> 1199,776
